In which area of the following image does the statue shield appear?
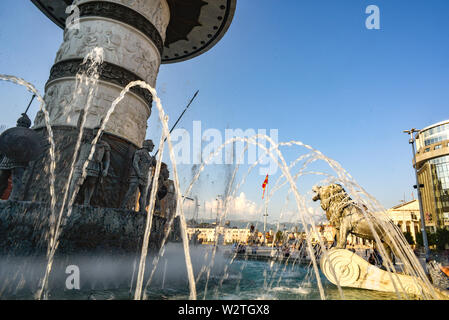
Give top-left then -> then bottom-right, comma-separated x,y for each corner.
0,127 -> 43,162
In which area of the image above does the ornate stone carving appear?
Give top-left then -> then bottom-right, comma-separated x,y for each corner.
46,59 -> 153,105
75,1 -> 165,54
55,20 -> 160,86
75,0 -> 170,40
312,184 -> 398,264
34,81 -> 76,129
320,248 -> 449,299
125,39 -> 160,86
34,79 -> 150,147
31,0 -> 238,64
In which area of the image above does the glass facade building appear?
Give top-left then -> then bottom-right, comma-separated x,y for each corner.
416,123 -> 449,149
415,120 -> 449,229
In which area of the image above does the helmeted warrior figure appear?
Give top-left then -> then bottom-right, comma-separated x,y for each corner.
121,139 -> 157,212
69,127 -> 111,206
0,113 -> 32,200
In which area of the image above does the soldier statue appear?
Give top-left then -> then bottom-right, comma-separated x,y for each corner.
69,127 -> 111,206
121,139 -> 156,212
154,163 -> 170,213
0,113 -> 33,200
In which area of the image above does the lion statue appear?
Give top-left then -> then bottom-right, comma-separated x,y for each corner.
312,184 -> 398,264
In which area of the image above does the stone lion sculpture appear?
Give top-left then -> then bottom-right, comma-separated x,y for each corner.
312,184 -> 398,263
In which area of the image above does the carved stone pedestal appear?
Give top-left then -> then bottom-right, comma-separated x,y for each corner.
320,248 -> 449,299
0,200 -> 167,256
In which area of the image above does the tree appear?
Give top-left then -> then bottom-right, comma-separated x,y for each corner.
415,231 -> 436,248
275,230 -> 284,243
403,231 -> 415,245
435,228 -> 449,251
416,228 -> 449,250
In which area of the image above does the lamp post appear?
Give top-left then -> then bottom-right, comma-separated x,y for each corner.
404,128 -> 430,260
215,195 -> 223,225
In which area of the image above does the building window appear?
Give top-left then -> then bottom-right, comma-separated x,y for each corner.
425,148 -> 430,152
435,145 -> 442,150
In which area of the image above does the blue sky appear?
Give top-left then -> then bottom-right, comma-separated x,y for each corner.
1,1 -> 448,222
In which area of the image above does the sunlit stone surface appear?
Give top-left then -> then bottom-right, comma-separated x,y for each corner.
320,248 -> 449,299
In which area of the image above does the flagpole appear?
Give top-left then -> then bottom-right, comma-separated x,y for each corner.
261,174 -> 269,246
263,176 -> 268,245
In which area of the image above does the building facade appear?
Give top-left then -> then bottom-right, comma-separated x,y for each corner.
415,120 -> 449,230
386,200 -> 421,243
187,226 -> 252,245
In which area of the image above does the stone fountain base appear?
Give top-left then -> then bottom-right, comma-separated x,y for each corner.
0,200 -> 179,256
320,248 -> 449,300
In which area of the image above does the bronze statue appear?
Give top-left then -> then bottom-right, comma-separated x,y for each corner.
121,139 -> 156,212
0,113 -> 34,200
312,184 -> 399,265
160,179 -> 176,220
69,127 -> 111,206
154,163 -> 170,212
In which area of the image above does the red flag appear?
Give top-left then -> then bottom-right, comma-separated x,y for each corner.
262,174 -> 269,199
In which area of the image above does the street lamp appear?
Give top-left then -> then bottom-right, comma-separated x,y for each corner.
403,128 -> 430,260
215,195 -> 223,225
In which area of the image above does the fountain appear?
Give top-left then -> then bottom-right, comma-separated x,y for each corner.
0,0 -> 237,299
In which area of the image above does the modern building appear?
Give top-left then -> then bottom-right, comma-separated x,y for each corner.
386,200 -> 421,243
414,120 -> 449,230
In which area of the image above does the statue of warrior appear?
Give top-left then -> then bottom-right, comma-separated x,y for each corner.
154,163 -> 170,213
0,113 -> 32,200
69,127 -> 111,206
121,139 -> 156,212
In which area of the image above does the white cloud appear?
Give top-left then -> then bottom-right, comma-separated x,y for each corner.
197,194 -> 327,225
204,192 -> 262,221
274,206 -> 326,225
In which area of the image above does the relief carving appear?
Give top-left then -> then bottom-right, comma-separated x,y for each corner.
34,80 -> 150,147
76,0 -> 170,40
55,21 -> 160,87
75,26 -> 102,57
34,82 -> 76,128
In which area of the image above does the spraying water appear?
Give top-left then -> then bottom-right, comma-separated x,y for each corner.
0,67 -> 445,300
